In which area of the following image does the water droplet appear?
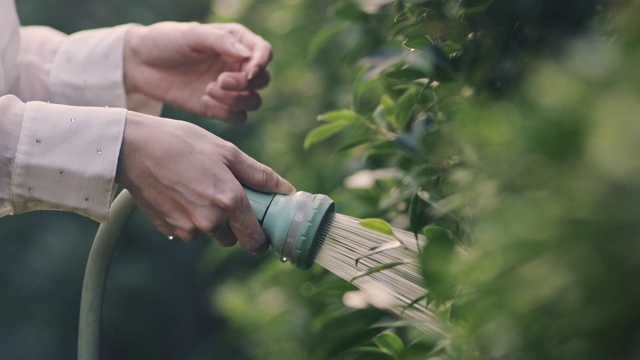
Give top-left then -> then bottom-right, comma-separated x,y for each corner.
168,236 -> 174,241
35,139 -> 41,144
84,197 -> 89,202
70,118 -> 76,123
97,149 -> 102,154
28,187 -> 33,193
280,257 -> 288,263
59,170 -> 64,175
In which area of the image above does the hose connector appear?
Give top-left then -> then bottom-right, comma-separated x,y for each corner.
245,188 -> 334,269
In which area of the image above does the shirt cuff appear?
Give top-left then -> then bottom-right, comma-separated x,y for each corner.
11,101 -> 126,222
49,24 -> 130,107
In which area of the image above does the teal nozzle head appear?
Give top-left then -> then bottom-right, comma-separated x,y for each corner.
244,187 -> 334,270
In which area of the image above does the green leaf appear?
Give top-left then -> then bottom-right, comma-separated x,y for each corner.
333,0 -> 368,22
423,226 -> 454,245
303,121 -> 352,149
318,110 -> 367,123
337,136 -> 373,154
350,260 -> 413,283
421,226 -> 456,301
384,67 -> 428,82
409,191 -> 427,252
381,94 -> 395,109
440,41 -> 463,56
403,36 -> 432,49
400,293 -> 429,316
389,20 -> 431,40
460,0 -> 495,12
365,140 -> 398,160
355,240 -> 403,266
374,332 -> 405,356
360,218 -> 395,235
395,87 -> 418,130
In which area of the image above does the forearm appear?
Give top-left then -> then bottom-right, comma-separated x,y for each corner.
16,24 -> 162,115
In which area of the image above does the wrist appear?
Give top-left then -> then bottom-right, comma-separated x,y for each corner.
123,25 -> 145,95
116,111 -> 146,187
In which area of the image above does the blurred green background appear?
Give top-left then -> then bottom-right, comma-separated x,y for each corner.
5,0 -> 640,359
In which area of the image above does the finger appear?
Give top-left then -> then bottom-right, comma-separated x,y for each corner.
188,25 -> 253,59
204,82 -> 262,111
214,23 -> 273,79
163,211 -> 201,243
145,209 -> 176,239
217,70 -> 270,91
192,208 -> 238,247
226,150 -> 296,195
137,199 -> 198,242
200,95 -> 248,124
248,69 -> 271,90
212,225 -> 238,248
209,180 -> 268,254
226,191 -> 269,254
127,190 -> 179,239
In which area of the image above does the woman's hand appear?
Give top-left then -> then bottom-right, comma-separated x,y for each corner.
115,111 -> 295,253
123,22 -> 272,123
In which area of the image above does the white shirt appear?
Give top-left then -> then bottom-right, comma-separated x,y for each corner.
0,0 -> 161,221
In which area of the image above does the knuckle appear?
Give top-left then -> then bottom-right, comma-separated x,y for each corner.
176,224 -> 199,243
255,164 -> 279,187
220,140 -> 242,161
215,191 -> 243,213
227,23 -> 248,33
192,215 -> 219,236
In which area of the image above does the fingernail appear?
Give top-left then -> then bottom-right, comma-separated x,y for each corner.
232,42 -> 252,57
281,180 -> 296,194
255,241 -> 270,254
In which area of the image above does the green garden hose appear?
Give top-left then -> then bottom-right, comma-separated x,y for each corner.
77,187 -> 334,359
77,190 -> 137,360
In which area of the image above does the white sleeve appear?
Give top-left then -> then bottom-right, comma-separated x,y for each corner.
0,95 -> 126,222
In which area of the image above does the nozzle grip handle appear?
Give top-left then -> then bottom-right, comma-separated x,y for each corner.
244,187 -> 276,224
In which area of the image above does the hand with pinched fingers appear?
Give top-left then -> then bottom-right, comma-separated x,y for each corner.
124,22 -> 272,124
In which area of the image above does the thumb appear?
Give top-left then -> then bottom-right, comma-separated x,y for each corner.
229,151 -> 296,195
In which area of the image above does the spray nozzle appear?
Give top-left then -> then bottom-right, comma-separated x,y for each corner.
245,187 -> 334,269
